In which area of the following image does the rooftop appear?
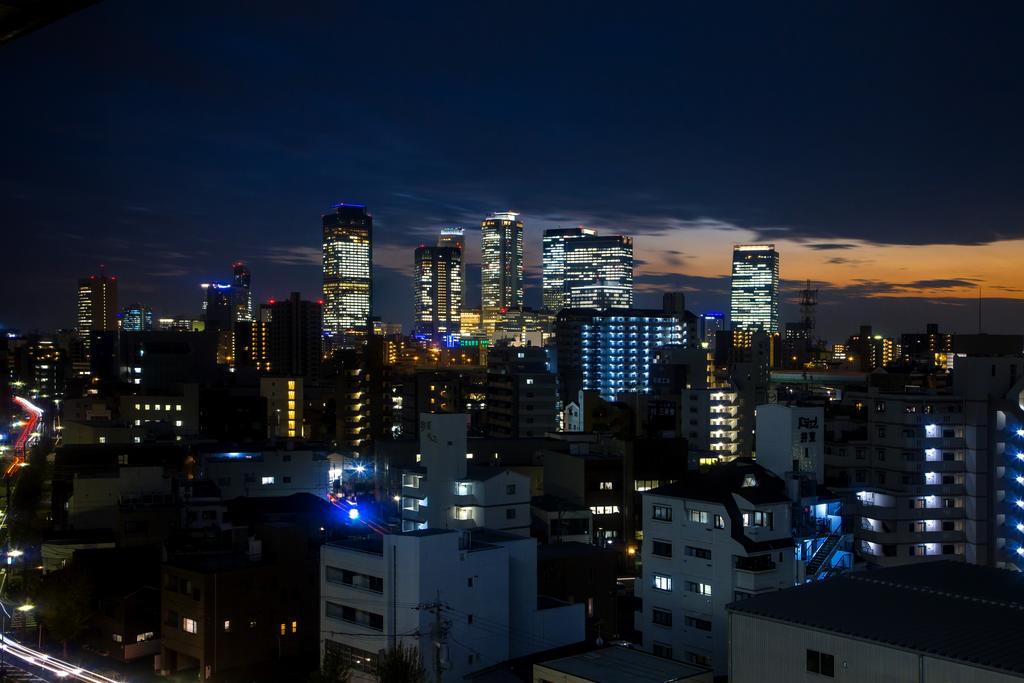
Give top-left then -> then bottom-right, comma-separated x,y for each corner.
649,459 -> 789,506
728,561 -> 1024,676
537,646 -> 710,682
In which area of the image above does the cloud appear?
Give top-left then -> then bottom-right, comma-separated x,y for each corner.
805,242 -> 859,251
262,246 -> 321,266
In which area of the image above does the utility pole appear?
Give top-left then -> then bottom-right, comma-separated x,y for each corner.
419,591 -> 448,683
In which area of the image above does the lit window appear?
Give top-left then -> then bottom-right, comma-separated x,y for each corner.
291,620 -> 297,633
688,509 -> 709,525
154,404 -> 160,411
165,404 -> 171,411
223,620 -> 231,632
136,631 -> 154,642
176,404 -> 182,411
526,378 -> 534,385
134,403 -> 141,410
175,420 -> 183,427
280,623 -> 286,635
183,618 -> 197,634
112,633 -> 123,643
261,476 -> 275,485
653,574 -> 672,591
686,581 -> 712,596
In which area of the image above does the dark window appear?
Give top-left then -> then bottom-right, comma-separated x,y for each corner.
652,642 -> 673,659
684,545 -> 711,560
652,541 -> 672,558
807,649 -> 835,677
942,521 -> 955,531
506,508 -> 517,520
652,505 -> 672,522
943,544 -> 955,555
506,484 -> 516,495
684,615 -> 712,631
652,609 -> 672,626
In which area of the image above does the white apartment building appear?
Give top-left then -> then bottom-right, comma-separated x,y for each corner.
756,403 -> 824,483
198,448 -> 329,500
679,384 -> 741,466
400,414 -> 530,534
320,528 -> 585,682
636,460 -> 794,674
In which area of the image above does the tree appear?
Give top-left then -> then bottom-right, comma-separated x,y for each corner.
38,568 -> 94,658
376,642 -> 426,683
308,647 -> 351,683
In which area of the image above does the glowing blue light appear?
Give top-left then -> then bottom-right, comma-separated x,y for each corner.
1016,452 -> 1024,462
1018,547 -> 1024,557
1017,523 -> 1024,532
355,464 -> 366,474
1017,500 -> 1024,509
333,202 -> 365,209
1017,429 -> 1024,438
348,508 -> 360,520
1017,476 -> 1024,485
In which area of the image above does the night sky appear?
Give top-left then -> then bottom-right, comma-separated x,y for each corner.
3,2 -> 1024,340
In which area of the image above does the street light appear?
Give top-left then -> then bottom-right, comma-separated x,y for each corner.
7,550 -> 23,559
16,603 -> 33,613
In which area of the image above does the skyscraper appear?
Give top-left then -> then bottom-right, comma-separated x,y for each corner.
480,211 -> 523,329
231,261 -> 253,323
77,271 -> 118,352
729,244 -> 780,334
564,234 -> 633,310
322,203 -> 373,346
437,226 -> 466,308
120,304 -> 154,332
414,245 -> 463,344
541,227 -> 595,312
269,292 -> 323,383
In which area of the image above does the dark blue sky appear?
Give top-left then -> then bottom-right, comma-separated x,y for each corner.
3,2 -> 1024,340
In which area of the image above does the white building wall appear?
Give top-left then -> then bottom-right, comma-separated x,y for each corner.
756,404 -> 824,483
201,450 -> 328,500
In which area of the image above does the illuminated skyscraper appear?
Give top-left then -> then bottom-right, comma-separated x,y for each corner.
437,227 -> 466,307
77,271 -> 118,352
414,246 -> 463,344
541,227 -> 595,312
120,304 -> 154,332
480,211 -> 523,328
729,244 -> 780,334
231,261 -> 253,323
322,203 -> 373,346
564,234 -> 633,310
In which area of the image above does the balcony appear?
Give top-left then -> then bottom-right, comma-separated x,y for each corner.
734,557 -> 781,593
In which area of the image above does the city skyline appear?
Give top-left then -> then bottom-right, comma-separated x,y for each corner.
5,3 -> 1024,339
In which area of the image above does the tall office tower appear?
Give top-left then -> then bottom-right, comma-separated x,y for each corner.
437,227 -> 467,308
542,227 -> 596,312
120,304 -> 154,332
729,244 -> 780,334
269,292 -> 323,383
322,203 -> 373,347
564,234 -> 633,310
231,261 -> 253,323
701,312 -> 725,349
480,211 -> 524,329
413,246 -> 463,344
200,282 -> 234,330
77,271 -> 118,353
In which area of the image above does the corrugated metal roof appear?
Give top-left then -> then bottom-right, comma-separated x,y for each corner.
728,561 -> 1024,675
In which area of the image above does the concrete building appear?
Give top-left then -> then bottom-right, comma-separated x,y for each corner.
322,203 -> 373,346
268,292 -> 322,383
756,403 -> 824,483
198,447 -> 329,500
729,244 -> 779,335
542,226 -> 596,312
413,245 -> 463,344
485,346 -> 557,438
77,270 -> 118,355
728,561 -> 1024,683
637,460 -> 794,674
320,528 -> 585,682
481,211 -> 524,330
563,234 -> 634,311
120,384 -> 200,443
400,413 -> 530,534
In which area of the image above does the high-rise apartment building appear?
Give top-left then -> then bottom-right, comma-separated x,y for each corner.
729,245 -> 779,334
77,272 -> 118,352
437,226 -> 466,307
701,312 -> 725,350
542,227 -> 595,312
413,245 -> 463,344
322,203 -> 373,346
480,211 -> 523,328
268,292 -> 323,383
555,309 -> 686,403
564,234 -> 633,310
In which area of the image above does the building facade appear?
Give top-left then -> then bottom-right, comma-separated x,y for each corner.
413,245 -> 463,344
437,226 -> 466,306
555,309 -> 686,403
637,461 -> 794,674
268,292 -> 322,383
480,211 -> 524,329
729,244 -> 779,334
78,271 -> 118,353
564,234 -> 634,310
485,346 -> 557,438
322,203 -> 373,346
542,227 -> 596,312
